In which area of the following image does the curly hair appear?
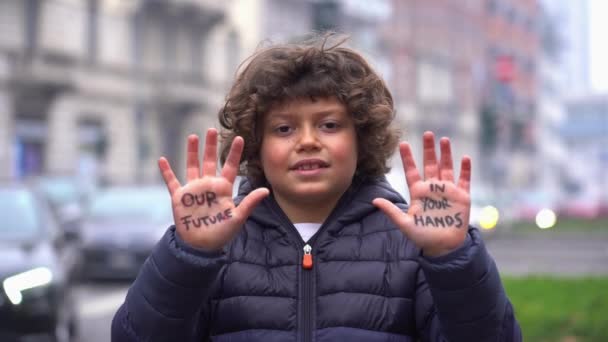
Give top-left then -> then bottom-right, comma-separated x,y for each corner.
219,33 -> 400,187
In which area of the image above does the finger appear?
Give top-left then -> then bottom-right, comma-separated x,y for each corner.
457,156 -> 472,193
186,135 -> 201,182
399,142 -> 421,189
221,136 -> 244,184
372,198 -> 416,237
234,188 -> 270,221
158,157 -> 181,196
202,128 -> 219,177
423,131 -> 439,180
438,137 -> 454,182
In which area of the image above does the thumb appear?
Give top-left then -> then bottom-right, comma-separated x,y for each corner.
234,188 -> 270,222
372,198 -> 416,238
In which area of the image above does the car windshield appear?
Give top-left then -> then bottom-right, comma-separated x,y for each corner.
37,178 -> 80,205
0,189 -> 41,240
88,188 -> 172,223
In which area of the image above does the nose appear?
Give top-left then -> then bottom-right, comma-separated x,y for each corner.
296,125 -> 321,151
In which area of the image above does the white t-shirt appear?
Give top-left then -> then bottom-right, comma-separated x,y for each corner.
293,222 -> 322,242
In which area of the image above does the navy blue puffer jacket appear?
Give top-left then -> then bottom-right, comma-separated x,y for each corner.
112,177 -> 521,341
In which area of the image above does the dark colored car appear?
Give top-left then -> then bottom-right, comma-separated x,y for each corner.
0,184 -> 79,341
79,186 -> 173,280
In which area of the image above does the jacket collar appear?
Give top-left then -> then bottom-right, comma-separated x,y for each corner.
235,176 -> 407,230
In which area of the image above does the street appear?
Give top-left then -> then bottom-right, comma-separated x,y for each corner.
486,234 -> 608,276
73,234 -> 608,341
74,282 -> 129,342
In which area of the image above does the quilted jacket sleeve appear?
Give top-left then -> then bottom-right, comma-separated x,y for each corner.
111,226 -> 226,341
414,228 -> 522,342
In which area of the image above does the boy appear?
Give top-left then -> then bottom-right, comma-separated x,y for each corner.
112,35 -> 522,341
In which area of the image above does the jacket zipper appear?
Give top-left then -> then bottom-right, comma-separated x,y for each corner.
267,189 -> 356,342
297,210 -> 345,342
302,244 -> 313,342
303,244 -> 313,269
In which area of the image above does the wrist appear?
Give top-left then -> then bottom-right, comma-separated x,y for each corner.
174,227 -> 224,255
422,237 -> 469,258
417,230 -> 492,292
422,247 -> 453,258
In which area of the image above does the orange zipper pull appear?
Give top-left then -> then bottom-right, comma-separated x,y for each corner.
303,244 -> 313,269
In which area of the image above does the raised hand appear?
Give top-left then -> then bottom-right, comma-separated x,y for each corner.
158,128 -> 269,251
373,131 -> 471,257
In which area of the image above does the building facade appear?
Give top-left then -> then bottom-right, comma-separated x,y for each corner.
380,0 -> 542,197
482,0 -> 540,191
542,0 -> 590,95
562,95 -> 608,213
0,0 -> 238,184
383,0 -> 486,191
1,0 -> 546,194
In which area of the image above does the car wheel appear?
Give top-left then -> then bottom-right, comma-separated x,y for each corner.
52,319 -> 71,342
69,313 -> 80,342
52,314 -> 79,342
52,289 -> 79,342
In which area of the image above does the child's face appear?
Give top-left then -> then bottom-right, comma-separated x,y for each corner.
260,97 -> 358,210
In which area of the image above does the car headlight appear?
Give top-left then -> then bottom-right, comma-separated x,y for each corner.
535,208 -> 557,229
2,267 -> 53,305
479,206 -> 500,230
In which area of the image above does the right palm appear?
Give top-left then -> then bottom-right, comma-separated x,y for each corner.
158,128 -> 269,251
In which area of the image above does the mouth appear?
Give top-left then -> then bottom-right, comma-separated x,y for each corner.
290,159 -> 330,171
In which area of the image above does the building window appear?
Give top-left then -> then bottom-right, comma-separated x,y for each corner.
313,0 -> 340,31
505,6 -> 517,24
226,31 -> 240,79
486,0 -> 498,15
190,27 -> 203,75
416,60 -> 453,103
163,16 -> 177,72
132,9 -> 143,68
142,12 -> 164,71
86,0 -> 99,64
24,0 -> 40,57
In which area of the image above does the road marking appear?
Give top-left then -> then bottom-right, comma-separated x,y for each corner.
78,289 -> 128,318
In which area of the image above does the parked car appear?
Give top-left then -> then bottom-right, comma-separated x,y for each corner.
30,175 -> 95,242
78,185 -> 173,280
0,184 -> 79,341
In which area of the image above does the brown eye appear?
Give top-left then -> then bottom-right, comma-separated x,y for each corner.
321,121 -> 340,131
275,125 -> 293,135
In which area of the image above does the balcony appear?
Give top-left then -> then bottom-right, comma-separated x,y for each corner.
9,54 -> 75,92
139,0 -> 228,18
147,72 -> 223,109
175,0 -> 229,14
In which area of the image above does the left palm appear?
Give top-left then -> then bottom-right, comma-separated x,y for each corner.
373,131 -> 471,257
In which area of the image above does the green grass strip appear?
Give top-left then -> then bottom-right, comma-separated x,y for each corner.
503,276 -> 608,341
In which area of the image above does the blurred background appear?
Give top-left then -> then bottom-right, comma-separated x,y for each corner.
0,0 -> 606,341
